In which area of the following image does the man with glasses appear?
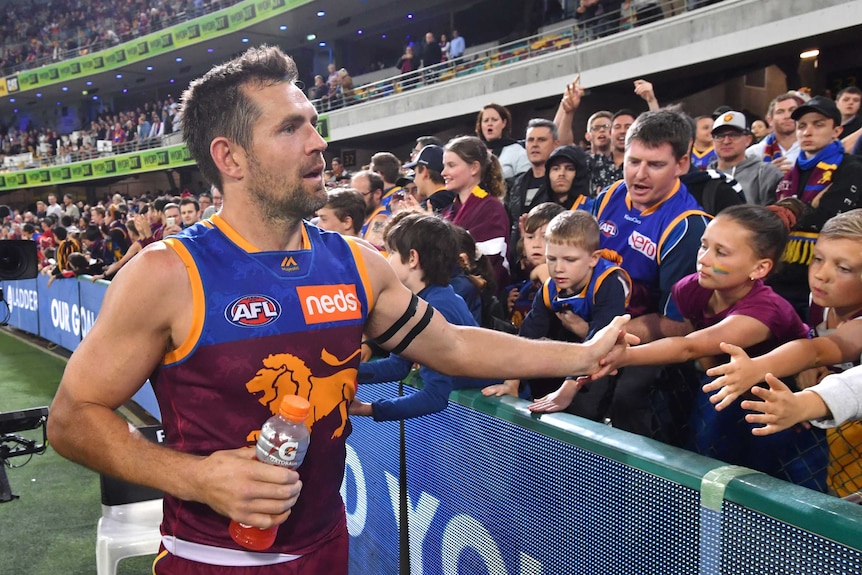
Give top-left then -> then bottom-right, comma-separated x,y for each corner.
709,111 -> 783,205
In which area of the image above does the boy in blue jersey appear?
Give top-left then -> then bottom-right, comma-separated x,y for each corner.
484,211 -> 630,421
351,212 -> 499,420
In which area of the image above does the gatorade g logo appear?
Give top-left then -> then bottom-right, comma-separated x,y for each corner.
723,113 -> 734,122
277,440 -> 298,462
599,220 -> 618,237
297,284 -> 361,325
225,295 -> 281,327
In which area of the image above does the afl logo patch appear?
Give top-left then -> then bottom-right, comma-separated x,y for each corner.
225,295 -> 281,327
599,220 -> 618,237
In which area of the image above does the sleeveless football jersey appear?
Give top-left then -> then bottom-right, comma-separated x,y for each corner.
155,214 -> 372,555
540,257 -> 631,320
593,180 -> 709,316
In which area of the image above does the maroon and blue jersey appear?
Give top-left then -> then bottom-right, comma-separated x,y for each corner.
154,215 -> 372,555
591,180 -> 709,319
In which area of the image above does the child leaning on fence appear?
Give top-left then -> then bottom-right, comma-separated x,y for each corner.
483,210 -> 631,422
708,208 -> 862,496
602,204 -> 828,491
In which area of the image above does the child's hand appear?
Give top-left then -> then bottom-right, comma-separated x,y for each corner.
703,342 -> 761,410
529,377 -> 587,413
529,263 -> 549,285
481,379 -> 519,397
557,310 -> 589,339
591,315 -> 638,379
348,399 -> 373,417
741,373 -> 825,436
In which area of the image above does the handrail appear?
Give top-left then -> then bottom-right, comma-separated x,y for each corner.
0,132 -> 183,174
311,0 -> 726,114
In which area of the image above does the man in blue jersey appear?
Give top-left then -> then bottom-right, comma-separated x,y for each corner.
591,108 -> 710,442
47,45 -> 634,575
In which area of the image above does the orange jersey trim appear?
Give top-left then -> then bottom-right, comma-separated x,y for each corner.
345,237 -> 375,313
162,238 -> 206,365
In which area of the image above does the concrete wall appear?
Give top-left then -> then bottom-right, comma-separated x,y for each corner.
325,0 -> 862,143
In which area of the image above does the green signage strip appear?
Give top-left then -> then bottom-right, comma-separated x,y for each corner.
0,116 -> 331,190
0,0 -> 313,96
0,145 -> 195,191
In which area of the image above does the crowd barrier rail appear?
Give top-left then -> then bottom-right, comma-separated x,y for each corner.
2,275 -> 861,574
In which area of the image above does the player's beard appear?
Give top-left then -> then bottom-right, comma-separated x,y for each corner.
246,152 -> 327,224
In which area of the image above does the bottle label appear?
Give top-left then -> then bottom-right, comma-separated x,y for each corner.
256,437 -> 308,468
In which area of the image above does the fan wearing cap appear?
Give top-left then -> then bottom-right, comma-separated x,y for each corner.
769,95 -> 862,318
403,144 -> 456,214
708,111 -> 783,206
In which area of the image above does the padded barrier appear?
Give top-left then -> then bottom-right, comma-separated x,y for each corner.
344,382 -> 862,574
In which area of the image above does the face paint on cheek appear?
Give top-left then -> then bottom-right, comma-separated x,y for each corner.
711,264 -> 731,275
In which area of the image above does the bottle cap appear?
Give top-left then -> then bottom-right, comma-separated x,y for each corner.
278,394 -> 311,421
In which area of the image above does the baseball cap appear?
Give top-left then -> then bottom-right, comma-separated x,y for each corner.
403,145 -> 444,173
791,95 -> 842,125
712,111 -> 747,134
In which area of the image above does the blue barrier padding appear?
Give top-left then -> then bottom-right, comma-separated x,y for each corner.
37,273 -> 84,351
2,278 -> 39,334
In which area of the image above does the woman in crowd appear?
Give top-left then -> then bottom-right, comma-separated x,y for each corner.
475,103 -> 530,181
440,135 -> 511,292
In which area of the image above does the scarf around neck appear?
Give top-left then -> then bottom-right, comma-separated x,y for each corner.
776,140 -> 844,204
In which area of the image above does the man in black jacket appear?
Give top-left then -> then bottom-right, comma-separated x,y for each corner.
504,118 -> 559,268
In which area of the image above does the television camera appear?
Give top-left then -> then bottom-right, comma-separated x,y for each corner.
0,406 -> 49,502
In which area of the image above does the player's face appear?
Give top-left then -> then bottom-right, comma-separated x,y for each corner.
545,241 -> 597,293
315,207 -> 351,235
523,224 -> 548,267
624,140 -> 686,211
548,161 -> 577,194
442,151 -> 479,194
809,237 -> 862,318
796,112 -> 842,156
242,82 -> 328,221
696,216 -> 764,292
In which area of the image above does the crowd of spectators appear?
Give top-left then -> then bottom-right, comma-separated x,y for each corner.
308,76 -> 862,496
0,96 -> 179,169
0,0 -> 234,76
307,1 -> 729,112
0,187 -> 205,283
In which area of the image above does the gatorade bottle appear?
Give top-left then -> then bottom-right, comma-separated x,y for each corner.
229,394 -> 311,551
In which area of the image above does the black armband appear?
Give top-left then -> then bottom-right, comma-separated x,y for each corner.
374,293 -> 419,346
390,303 -> 434,355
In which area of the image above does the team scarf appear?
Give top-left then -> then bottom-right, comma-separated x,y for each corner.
776,140 -> 844,205
761,132 -> 783,163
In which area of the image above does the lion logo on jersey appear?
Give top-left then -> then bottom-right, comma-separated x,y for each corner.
245,348 -> 360,440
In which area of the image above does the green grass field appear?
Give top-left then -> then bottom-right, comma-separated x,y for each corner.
0,329 -> 156,574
